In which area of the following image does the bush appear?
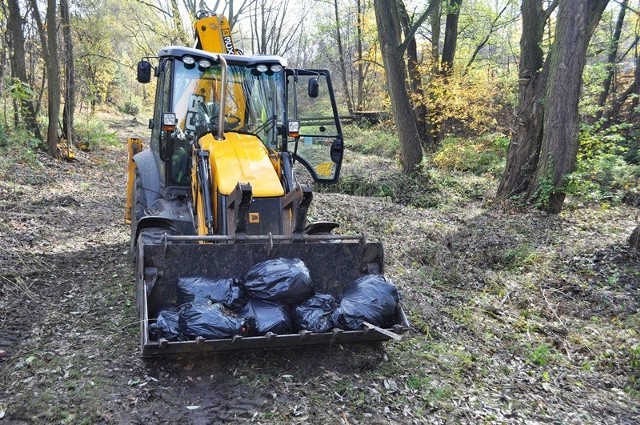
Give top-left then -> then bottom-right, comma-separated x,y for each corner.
75,118 -> 119,151
120,97 -> 142,116
566,124 -> 640,203
432,133 -> 509,176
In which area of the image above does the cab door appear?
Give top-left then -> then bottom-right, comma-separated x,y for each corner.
286,69 -> 344,184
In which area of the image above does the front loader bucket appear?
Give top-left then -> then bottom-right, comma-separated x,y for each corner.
136,235 -> 410,356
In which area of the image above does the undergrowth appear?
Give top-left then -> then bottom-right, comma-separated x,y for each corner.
75,117 -> 119,151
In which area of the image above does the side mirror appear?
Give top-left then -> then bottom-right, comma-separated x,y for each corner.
308,77 -> 319,98
137,60 -> 152,84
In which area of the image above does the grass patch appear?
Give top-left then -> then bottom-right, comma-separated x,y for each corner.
432,133 -> 508,176
343,124 -> 400,158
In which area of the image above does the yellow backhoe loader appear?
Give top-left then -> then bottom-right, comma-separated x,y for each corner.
125,11 -> 409,356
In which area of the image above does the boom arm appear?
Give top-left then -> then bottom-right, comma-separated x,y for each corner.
193,12 -> 238,54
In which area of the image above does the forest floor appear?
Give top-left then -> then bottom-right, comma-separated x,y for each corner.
1,111 -> 639,424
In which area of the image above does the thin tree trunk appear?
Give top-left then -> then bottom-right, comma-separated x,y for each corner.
60,0 -> 74,147
398,1 -> 428,142
373,0 -> 423,172
464,1 -> 510,74
356,0 -> 364,111
616,42 -> 639,116
169,0 -> 189,45
595,0 -> 627,121
6,0 -> 43,140
431,0 -> 441,64
30,0 -> 61,157
333,0 -> 354,115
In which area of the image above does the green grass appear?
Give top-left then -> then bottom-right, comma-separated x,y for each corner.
343,123 -> 400,158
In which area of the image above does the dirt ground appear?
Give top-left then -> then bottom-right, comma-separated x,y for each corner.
1,112 -> 639,424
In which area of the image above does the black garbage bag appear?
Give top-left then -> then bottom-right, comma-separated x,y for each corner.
149,307 -> 182,341
176,276 -> 247,310
292,293 -> 338,333
244,258 -> 312,304
237,299 -> 292,336
179,302 -> 247,340
332,275 -> 399,330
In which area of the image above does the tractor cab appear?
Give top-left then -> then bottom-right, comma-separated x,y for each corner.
137,47 -> 344,198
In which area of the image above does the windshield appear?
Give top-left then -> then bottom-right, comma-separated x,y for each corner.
172,60 -> 285,149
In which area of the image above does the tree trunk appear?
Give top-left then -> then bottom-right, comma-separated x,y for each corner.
333,0 -> 354,115
398,1 -> 428,141
30,0 -> 61,157
595,0 -> 627,122
497,0 -> 547,198
170,0 -> 189,45
441,0 -> 462,72
529,0 -> 609,213
356,0 -> 364,111
431,0 -> 441,64
617,49 -> 639,117
6,0 -> 43,141
60,0 -> 74,147
373,0 -> 423,172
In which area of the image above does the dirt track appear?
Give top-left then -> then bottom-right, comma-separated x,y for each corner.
1,112 -> 639,424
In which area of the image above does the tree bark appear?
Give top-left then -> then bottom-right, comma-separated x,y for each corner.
431,0 -> 441,64
356,0 -> 364,111
595,0 -> 627,121
497,0 -> 547,198
333,0 -> 354,115
60,0 -> 74,147
169,0 -> 189,45
373,0 -> 423,172
398,1 -> 428,140
441,0 -> 462,72
6,0 -> 43,140
30,0 -> 61,157
616,49 -> 639,116
529,0 -> 609,213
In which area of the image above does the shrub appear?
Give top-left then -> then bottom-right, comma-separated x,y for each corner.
75,118 -> 119,151
432,133 -> 509,176
120,96 -> 142,116
566,124 -> 640,204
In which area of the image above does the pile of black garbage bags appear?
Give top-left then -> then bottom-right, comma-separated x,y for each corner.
149,257 -> 400,341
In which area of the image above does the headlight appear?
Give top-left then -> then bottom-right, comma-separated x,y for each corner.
163,113 -> 177,126
182,56 -> 195,65
256,64 -> 268,73
198,59 -> 211,68
270,64 -> 283,73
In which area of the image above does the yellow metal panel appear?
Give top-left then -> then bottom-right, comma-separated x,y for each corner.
194,14 -> 235,54
125,137 -> 143,223
199,133 -> 284,197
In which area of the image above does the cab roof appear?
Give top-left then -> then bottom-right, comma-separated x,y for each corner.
157,46 -> 288,67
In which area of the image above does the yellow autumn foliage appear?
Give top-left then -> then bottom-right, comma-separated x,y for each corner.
414,59 -> 511,137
